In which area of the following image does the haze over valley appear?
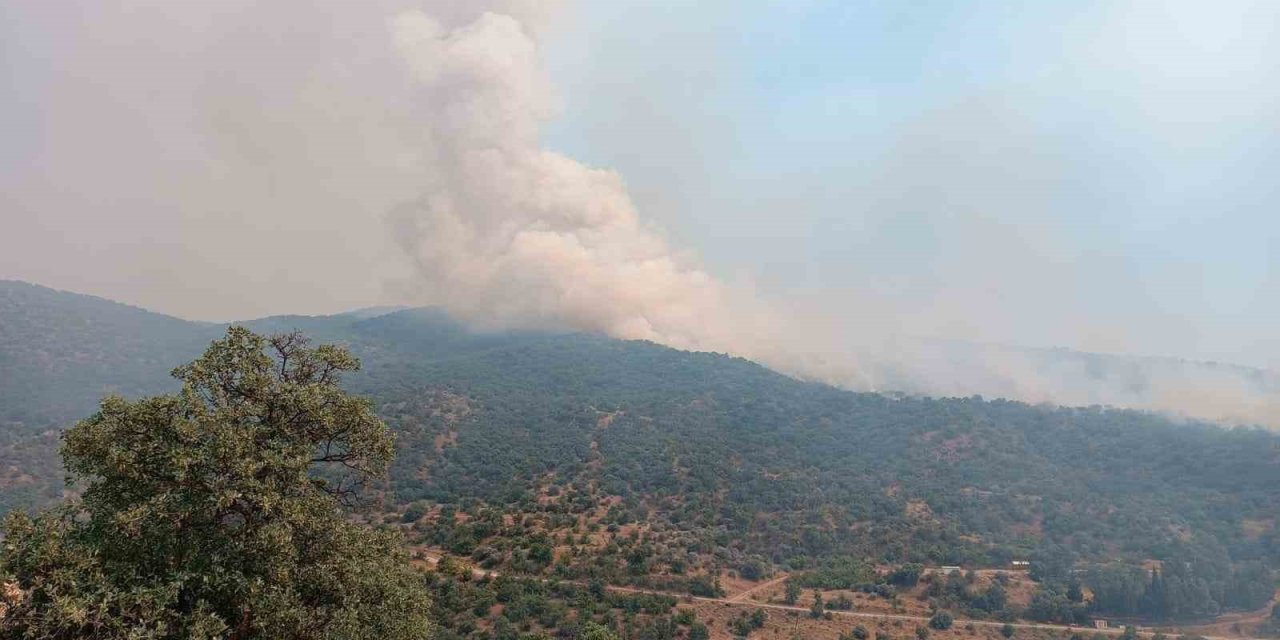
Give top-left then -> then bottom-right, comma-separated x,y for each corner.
3,1 -> 1279,425
1,2 -> 1278,639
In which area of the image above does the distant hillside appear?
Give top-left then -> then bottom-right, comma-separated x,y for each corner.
0,281 -> 1277,609
853,337 -> 1280,428
0,281 -> 220,433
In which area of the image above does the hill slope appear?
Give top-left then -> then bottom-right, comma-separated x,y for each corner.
0,281 -> 219,432
0,281 -> 1277,619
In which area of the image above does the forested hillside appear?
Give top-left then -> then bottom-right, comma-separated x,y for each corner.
1,280 -> 1277,628
0,281 -> 215,431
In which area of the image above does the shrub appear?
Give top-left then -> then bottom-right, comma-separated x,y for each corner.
929,611 -> 954,630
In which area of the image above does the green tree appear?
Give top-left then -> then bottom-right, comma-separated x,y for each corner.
784,577 -> 801,605
688,622 -> 710,640
579,621 -> 620,640
750,608 -> 768,628
929,611 -> 954,630
729,613 -> 755,637
810,590 -> 825,618
739,559 -> 765,581
979,583 -> 1008,613
0,328 -> 432,639
889,563 -> 925,587
1001,623 -> 1016,638
401,501 -> 429,523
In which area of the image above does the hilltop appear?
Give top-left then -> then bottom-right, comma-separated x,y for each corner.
0,280 -> 1276,633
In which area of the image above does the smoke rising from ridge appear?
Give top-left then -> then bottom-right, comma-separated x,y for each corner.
387,9 -> 786,356
0,1 -> 1276,427
386,7 -> 865,393
387,6 -> 1278,427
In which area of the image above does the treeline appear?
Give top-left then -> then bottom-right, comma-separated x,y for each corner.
1022,544 -> 1275,624
787,559 -> 1015,622
791,555 -> 1273,627
408,498 -> 724,598
425,563 -> 708,640
1084,560 -> 1274,621
922,572 -> 1015,621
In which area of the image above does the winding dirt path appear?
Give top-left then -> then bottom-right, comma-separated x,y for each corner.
727,573 -> 789,602
415,552 -> 1267,640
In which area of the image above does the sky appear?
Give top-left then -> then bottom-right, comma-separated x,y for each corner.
1,0 -> 1277,374
540,1 -> 1280,369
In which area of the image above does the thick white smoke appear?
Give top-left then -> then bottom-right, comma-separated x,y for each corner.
387,9 -> 786,356
0,0 -> 1273,426
385,6 -> 1279,428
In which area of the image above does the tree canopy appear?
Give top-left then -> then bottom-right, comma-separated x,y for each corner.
0,327 -> 432,638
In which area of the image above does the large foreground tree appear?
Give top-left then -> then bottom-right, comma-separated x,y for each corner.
0,327 -> 433,638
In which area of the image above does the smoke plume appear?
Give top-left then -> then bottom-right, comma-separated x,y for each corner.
387,9 -> 785,356
386,6 -> 1279,428
2,1 -> 1274,426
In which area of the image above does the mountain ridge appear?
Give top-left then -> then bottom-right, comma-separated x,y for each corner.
5,279 -> 1277,426
0,279 -> 1277,607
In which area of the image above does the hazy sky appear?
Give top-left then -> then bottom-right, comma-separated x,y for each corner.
2,1 -> 1277,370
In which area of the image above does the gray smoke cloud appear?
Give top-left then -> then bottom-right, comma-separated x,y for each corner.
387,8 -> 774,352
1,1 -> 1275,427
385,5 -> 1279,428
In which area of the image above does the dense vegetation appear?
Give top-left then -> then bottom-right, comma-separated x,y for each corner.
1,280 -> 1277,628
424,561 -> 700,640
0,281 -> 213,431
0,328 -> 432,638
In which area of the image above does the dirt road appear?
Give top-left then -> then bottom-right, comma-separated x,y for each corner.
415,552 -> 1265,640
726,574 -> 789,602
